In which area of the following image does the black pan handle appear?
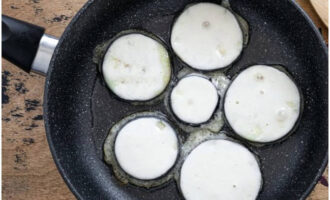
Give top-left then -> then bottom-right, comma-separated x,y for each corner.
2,15 -> 58,75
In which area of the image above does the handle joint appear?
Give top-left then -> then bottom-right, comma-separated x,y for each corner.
31,34 -> 58,75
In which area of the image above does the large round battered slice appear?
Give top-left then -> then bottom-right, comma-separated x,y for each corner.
171,3 -> 243,70
224,65 -> 301,142
114,117 -> 178,180
170,75 -> 219,124
180,139 -> 262,200
102,33 -> 171,101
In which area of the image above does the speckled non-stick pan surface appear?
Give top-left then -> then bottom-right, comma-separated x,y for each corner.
44,0 -> 328,199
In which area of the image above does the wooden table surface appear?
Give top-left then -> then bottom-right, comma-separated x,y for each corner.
2,0 -> 328,199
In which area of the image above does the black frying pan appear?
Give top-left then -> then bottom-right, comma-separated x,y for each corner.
2,0 -> 328,199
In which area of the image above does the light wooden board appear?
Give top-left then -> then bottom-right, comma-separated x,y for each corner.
2,0 -> 328,199
310,0 -> 328,27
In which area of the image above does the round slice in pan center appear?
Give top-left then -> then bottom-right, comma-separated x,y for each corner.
180,139 -> 262,200
114,117 -> 178,180
171,2 -> 243,70
170,75 -> 219,124
224,65 -> 301,143
102,33 -> 171,101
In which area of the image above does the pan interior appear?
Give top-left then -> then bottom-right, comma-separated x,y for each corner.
45,0 -> 328,199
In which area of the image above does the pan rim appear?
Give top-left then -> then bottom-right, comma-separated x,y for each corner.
284,1 -> 328,200
44,1 -> 95,199
43,0 -> 328,199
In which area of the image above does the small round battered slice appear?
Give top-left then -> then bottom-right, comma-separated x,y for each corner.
170,75 -> 219,124
224,65 -> 301,143
102,33 -> 171,101
171,3 -> 243,70
180,139 -> 262,200
114,117 -> 179,180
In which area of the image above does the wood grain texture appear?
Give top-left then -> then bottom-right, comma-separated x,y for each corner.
2,1 -> 86,200
2,0 -> 328,200
310,0 -> 328,27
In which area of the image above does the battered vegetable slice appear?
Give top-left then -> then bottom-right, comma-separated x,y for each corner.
170,75 -> 219,124
102,33 -> 171,101
180,139 -> 262,200
114,117 -> 179,180
224,65 -> 301,142
171,2 -> 243,70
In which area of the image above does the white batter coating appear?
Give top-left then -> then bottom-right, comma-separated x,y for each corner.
180,139 -> 262,200
114,117 -> 178,180
171,3 -> 243,70
171,75 -> 218,124
224,65 -> 301,142
102,33 -> 171,101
